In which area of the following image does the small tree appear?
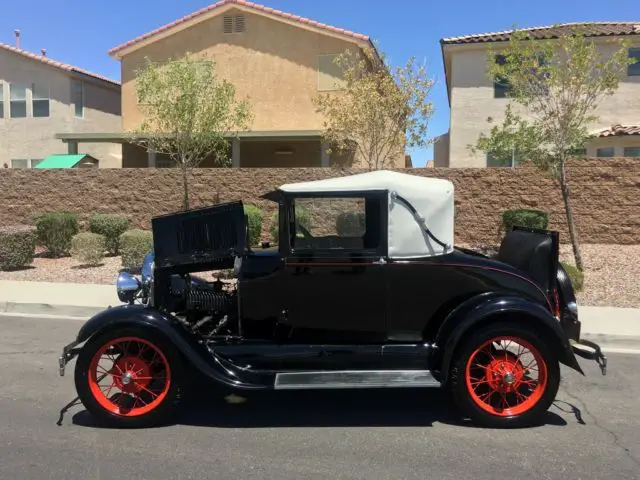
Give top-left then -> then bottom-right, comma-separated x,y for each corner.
471,26 -> 636,270
313,46 -> 435,170
131,53 -> 253,210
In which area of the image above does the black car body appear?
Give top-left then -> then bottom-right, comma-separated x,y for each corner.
59,170 -> 606,428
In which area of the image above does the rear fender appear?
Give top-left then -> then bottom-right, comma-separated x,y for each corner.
75,304 -> 272,390
434,294 -> 583,383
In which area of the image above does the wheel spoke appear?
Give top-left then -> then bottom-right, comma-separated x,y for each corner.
138,384 -> 159,399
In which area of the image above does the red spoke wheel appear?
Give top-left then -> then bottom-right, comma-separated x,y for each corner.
75,327 -> 184,428
450,323 -> 560,428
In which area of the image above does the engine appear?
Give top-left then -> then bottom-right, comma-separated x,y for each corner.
165,274 -> 238,338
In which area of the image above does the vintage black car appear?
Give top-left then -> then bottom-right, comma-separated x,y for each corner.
59,170 -> 607,428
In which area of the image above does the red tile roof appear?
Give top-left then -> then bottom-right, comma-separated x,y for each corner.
109,0 -> 370,56
0,42 -> 119,86
442,22 -> 640,45
593,124 -> 640,137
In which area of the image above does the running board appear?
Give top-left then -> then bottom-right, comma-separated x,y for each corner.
274,370 -> 441,390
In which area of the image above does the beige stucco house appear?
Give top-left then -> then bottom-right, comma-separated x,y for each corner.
0,40 -> 121,169
63,0 -> 402,169
435,22 -> 640,168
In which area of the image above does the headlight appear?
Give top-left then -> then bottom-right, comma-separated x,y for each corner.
116,271 -> 141,304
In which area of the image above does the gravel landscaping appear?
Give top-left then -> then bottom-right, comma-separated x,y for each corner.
0,244 -> 638,308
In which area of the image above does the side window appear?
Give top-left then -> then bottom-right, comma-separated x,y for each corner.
290,196 -> 382,252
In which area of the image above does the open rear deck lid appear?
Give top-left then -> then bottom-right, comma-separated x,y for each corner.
151,201 -> 246,273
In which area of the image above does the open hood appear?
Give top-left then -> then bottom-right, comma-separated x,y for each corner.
151,201 -> 246,273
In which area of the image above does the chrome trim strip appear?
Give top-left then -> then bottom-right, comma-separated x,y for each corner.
274,370 -> 440,389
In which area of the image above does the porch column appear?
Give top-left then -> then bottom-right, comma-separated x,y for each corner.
232,140 -> 241,168
67,141 -> 78,155
147,148 -> 156,168
320,140 -> 330,167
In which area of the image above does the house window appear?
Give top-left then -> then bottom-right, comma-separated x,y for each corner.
623,146 -> 640,157
155,158 -> 175,168
10,84 -> 27,118
628,48 -> 640,76
223,14 -> 245,34
11,159 -> 42,168
0,84 -> 4,118
289,196 -> 380,252
318,54 -> 346,91
596,147 -> 614,157
486,151 -> 522,167
10,159 -> 29,169
493,55 -> 510,98
596,147 -> 615,158
32,83 -> 50,117
72,80 -> 84,118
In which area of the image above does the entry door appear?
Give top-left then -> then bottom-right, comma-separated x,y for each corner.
277,193 -> 389,351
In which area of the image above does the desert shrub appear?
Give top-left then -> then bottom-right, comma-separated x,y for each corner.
243,205 -> 263,246
561,262 -> 584,293
336,211 -> 366,237
270,207 -> 312,244
89,214 -> 130,255
120,229 -> 153,270
0,225 -> 36,270
502,209 -> 549,232
35,212 -> 79,257
71,232 -> 106,266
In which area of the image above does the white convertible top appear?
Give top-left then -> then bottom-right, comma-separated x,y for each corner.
279,170 -> 455,259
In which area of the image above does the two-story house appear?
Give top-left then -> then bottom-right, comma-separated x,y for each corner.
59,0 -> 403,169
435,22 -> 640,167
0,39 -> 122,168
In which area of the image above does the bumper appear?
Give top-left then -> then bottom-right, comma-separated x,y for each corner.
59,340 -> 81,376
571,338 -> 607,375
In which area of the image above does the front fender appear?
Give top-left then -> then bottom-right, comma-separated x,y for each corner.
435,293 -> 583,383
75,304 -> 273,390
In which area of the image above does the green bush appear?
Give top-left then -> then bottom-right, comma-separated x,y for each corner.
336,212 -> 365,237
270,207 -> 312,244
120,229 -> 153,270
502,209 -> 549,232
0,225 -> 36,270
561,262 -> 584,293
89,214 -> 130,255
243,205 -> 263,246
71,232 -> 106,266
35,212 -> 79,257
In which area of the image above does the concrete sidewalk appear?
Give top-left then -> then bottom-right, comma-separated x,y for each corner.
0,280 -> 119,318
1,279 -> 639,340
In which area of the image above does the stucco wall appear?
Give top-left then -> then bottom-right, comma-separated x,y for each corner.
445,39 -> 640,167
1,159 -> 639,245
120,7 -> 358,133
0,49 -> 122,168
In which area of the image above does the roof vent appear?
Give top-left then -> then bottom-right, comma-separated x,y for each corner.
223,15 -> 233,34
234,15 -> 245,33
223,14 -> 245,34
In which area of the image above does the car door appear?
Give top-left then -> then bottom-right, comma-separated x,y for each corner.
277,192 -> 389,370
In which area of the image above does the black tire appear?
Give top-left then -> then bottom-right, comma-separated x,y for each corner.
74,326 -> 184,428
449,322 -> 560,428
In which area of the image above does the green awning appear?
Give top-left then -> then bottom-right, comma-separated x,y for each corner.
35,154 -> 97,169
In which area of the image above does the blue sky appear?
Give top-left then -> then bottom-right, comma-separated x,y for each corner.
2,0 -> 637,166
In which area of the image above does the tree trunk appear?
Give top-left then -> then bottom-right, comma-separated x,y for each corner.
181,167 -> 190,211
559,160 -> 584,271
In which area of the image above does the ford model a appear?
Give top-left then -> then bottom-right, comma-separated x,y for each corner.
59,170 -> 607,428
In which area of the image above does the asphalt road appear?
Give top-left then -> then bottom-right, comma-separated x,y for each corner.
0,315 -> 639,480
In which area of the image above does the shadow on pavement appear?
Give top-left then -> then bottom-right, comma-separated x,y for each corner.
69,384 -> 567,429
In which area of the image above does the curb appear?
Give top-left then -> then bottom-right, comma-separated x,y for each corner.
0,301 -> 106,319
